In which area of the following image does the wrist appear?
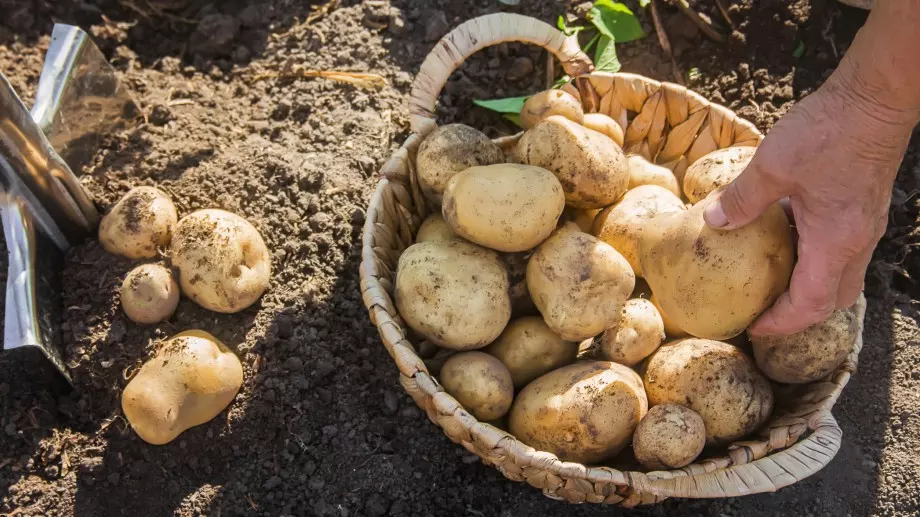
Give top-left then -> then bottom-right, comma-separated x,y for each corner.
823,59 -> 920,132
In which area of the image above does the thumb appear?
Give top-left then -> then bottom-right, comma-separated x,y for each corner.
703,159 -> 786,230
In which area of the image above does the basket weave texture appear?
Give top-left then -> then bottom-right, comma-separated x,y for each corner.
359,12 -> 865,506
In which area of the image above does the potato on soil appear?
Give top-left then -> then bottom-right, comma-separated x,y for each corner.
632,403 -> 706,470
395,239 -> 511,350
122,330 -> 243,445
643,339 -> 774,445
683,146 -> 756,204
171,209 -> 271,314
517,115 -> 629,209
627,155 -> 681,198
442,163 -> 565,252
98,186 -> 178,260
416,213 -> 458,243
750,296 -> 862,384
521,89 -> 585,129
416,124 -> 505,206
121,263 -> 180,324
640,193 -> 794,340
509,361 -> 648,463
485,316 -> 577,388
581,112 -> 624,147
592,185 -> 685,277
439,352 -> 514,421
527,223 -> 635,341
599,298 -> 665,367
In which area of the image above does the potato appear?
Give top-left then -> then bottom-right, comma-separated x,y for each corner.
683,146 -> 756,204
643,339 -> 774,445
416,213 -> 458,243
582,112 -> 624,147
416,124 -> 505,206
121,263 -> 180,324
592,185 -> 685,277
627,155 -> 681,198
98,186 -> 178,260
750,297 -> 861,384
568,207 -> 601,233
440,352 -> 514,421
651,293 -> 688,338
395,239 -> 511,350
599,298 -> 665,367
509,361 -> 647,463
517,115 -> 629,209
521,89 -> 585,129
442,164 -> 565,252
122,330 -> 243,445
171,209 -> 272,314
527,223 -> 635,341
632,403 -> 706,470
640,193 -> 794,340
485,316 -> 577,388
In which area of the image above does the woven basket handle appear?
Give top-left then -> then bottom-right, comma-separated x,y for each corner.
409,13 -> 594,136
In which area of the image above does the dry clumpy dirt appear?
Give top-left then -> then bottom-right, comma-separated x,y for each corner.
0,0 -> 918,516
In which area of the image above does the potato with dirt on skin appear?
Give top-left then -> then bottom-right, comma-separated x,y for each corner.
599,298 -> 665,367
582,112 -> 625,147
632,403 -> 706,470
627,155 -> 681,198
643,339 -> 774,445
416,213 -> 458,243
517,115 -> 629,209
442,163 -> 565,252
485,316 -> 577,388
171,209 -> 271,314
122,330 -> 243,445
121,263 -> 180,324
527,223 -> 635,341
750,295 -> 863,384
683,146 -> 756,204
99,186 -> 178,260
509,361 -> 648,463
651,293 -> 688,338
521,89 -> 585,129
395,239 -> 510,350
439,352 -> 514,421
416,124 -> 505,206
593,185 -> 686,277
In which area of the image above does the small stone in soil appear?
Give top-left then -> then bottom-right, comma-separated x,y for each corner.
425,10 -> 449,42
507,57 -> 534,81
365,493 -> 389,517
284,356 -> 304,372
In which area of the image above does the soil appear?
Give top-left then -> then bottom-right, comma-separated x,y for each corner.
1,0 -> 919,516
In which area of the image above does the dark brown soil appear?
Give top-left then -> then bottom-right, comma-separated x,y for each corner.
1,0 -> 919,516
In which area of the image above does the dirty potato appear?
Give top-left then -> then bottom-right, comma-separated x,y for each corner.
599,298 -> 665,367
440,352 -> 514,421
485,316 -> 577,388
98,186 -> 178,259
683,146 -> 756,204
416,124 -> 504,206
416,213 -> 458,243
632,403 -> 706,470
521,89 -> 585,129
121,263 -> 180,324
582,112 -> 625,147
627,155 -> 681,198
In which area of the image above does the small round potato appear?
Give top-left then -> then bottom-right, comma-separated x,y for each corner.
593,185 -> 686,277
122,330 -> 243,445
416,124 -> 505,206
395,239 -> 511,350
627,155 -> 681,198
683,146 -> 756,204
99,186 -> 178,259
599,298 -> 665,367
416,213 -> 458,243
527,223 -> 635,341
171,209 -> 271,314
582,112 -> 625,147
644,339 -> 774,445
521,89 -> 585,129
509,361 -> 648,463
632,403 -> 706,470
486,316 -> 577,388
442,164 -> 565,252
121,263 -> 180,324
440,351 -> 514,421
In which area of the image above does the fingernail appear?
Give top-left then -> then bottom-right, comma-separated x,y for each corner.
703,200 -> 730,229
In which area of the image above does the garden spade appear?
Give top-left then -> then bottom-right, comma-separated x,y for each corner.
0,23 -> 139,386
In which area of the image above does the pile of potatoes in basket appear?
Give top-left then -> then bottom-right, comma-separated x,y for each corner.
394,88 -> 861,470
97,186 -> 271,445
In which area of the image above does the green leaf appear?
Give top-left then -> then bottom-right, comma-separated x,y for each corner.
637,0 -> 651,7
594,36 -> 621,73
557,15 -> 586,36
552,75 -> 571,89
473,96 -> 529,114
792,41 -> 806,59
588,0 -> 646,43
503,113 -> 523,127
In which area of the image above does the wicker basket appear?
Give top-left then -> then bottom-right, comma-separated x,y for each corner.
359,13 -> 865,506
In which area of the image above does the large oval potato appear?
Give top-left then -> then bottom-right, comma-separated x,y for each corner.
632,403 -> 706,470
442,164 -> 565,252
416,124 -> 505,206
627,155 -> 681,198
521,89 -> 584,129
440,352 -> 514,421
683,146 -> 756,204
593,185 -> 685,277
643,339 -> 774,445
640,193 -> 794,340
651,293 -> 689,338
122,330 -> 243,445
517,115 -> 629,209
395,239 -> 511,350
416,213 -> 458,243
171,209 -> 271,314
509,361 -> 648,463
486,316 -> 577,388
527,223 -> 635,341
99,186 -> 178,260
599,298 -> 665,367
